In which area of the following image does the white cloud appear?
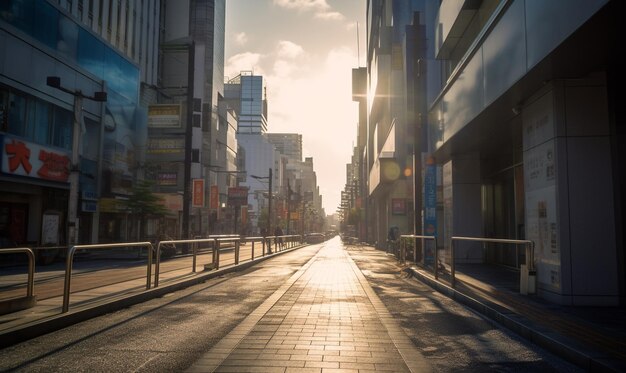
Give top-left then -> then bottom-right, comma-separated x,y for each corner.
273,0 -> 344,22
276,40 -> 304,59
234,32 -> 248,46
272,60 -> 298,78
314,11 -> 344,21
273,0 -> 330,12
225,52 -> 265,80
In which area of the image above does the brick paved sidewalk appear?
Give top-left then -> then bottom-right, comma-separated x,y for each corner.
187,242 -> 432,373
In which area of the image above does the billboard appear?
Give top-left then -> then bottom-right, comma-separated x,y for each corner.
228,187 -> 249,206
148,104 -> 181,128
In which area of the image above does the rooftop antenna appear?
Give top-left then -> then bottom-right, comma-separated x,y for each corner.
356,22 -> 361,67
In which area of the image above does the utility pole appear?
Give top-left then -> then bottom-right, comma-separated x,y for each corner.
286,179 -> 291,234
182,41 -> 195,239
299,185 -> 304,235
46,77 -> 106,245
268,167 -> 273,237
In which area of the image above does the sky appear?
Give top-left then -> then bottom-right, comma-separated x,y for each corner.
224,0 -> 366,215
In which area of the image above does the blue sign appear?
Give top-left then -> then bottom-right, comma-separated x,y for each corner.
423,163 -> 437,265
82,201 -> 98,213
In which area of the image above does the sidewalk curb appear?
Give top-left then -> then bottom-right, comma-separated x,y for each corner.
406,266 -> 623,372
0,244 -> 307,349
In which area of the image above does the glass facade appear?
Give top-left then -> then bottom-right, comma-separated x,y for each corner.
1,0 -> 146,199
241,76 -> 263,116
1,0 -> 139,103
1,85 -> 73,150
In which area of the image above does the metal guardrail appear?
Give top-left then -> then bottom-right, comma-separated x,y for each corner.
6,233 -> 306,314
154,234 -> 306,287
451,236 -> 535,289
63,242 -> 154,313
0,247 -> 35,298
243,237 -> 263,260
399,235 -> 439,279
154,238 -> 225,288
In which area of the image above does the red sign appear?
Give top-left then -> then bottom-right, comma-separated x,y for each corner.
228,187 -> 248,206
192,179 -> 204,207
210,185 -> 219,209
2,136 -> 70,182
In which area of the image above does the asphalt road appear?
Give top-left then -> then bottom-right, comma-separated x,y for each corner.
0,238 -> 581,372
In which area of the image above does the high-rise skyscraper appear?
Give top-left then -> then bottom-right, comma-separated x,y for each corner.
147,0 -> 226,237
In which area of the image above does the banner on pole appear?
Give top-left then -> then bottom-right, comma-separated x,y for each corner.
192,179 -> 204,208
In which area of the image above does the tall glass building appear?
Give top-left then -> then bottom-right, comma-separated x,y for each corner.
225,72 -> 268,134
0,0 -> 146,245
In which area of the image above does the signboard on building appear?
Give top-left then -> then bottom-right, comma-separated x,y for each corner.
81,201 -> 97,212
391,198 -> 406,215
193,179 -> 204,208
148,104 -> 181,128
423,159 -> 437,236
99,198 -> 128,213
1,136 -> 70,182
157,172 -> 178,186
210,185 -> 219,209
228,187 -> 248,206
147,138 -> 185,155
41,212 -> 60,245
155,193 -> 183,211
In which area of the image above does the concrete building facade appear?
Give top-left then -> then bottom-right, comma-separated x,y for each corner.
429,0 -> 624,305
146,0 -> 225,237
361,0 -> 624,305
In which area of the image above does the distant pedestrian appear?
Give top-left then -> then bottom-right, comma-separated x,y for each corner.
387,226 -> 399,254
274,226 -> 284,249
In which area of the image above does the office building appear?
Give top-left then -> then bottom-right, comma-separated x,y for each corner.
147,0 -> 225,237
1,0 -> 151,245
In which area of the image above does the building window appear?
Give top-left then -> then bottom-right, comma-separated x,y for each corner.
192,149 -> 200,163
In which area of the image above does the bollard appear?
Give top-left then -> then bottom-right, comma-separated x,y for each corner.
235,240 -> 240,265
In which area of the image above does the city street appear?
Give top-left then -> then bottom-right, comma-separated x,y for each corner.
0,237 -> 579,372
0,241 -> 273,302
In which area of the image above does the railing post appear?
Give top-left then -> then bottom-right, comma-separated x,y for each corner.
434,236 -> 439,280
62,246 -> 76,313
147,243 -> 154,289
451,239 -> 456,288
212,238 -> 218,264
215,240 -> 220,269
251,240 -> 255,260
235,239 -> 240,265
26,249 -> 34,297
192,242 -> 197,273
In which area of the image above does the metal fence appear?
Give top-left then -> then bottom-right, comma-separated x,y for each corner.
0,248 -> 35,298
1,234 -> 308,315
63,242 -> 154,313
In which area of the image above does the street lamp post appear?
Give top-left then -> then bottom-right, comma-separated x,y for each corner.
251,167 -> 272,238
46,77 -> 107,245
